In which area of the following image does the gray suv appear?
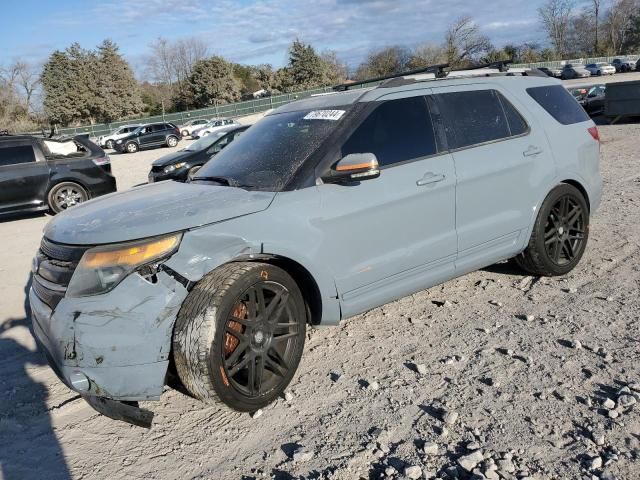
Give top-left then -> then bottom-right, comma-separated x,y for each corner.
30,69 -> 602,425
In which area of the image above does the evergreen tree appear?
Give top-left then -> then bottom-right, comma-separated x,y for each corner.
96,39 -> 143,123
188,56 -> 241,107
41,50 -> 77,125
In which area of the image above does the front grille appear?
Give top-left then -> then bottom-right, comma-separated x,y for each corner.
151,165 -> 164,173
33,238 -> 91,310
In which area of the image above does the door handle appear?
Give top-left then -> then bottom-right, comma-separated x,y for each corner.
522,145 -> 543,157
416,172 -> 446,186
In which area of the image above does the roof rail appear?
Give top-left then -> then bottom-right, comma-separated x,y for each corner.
463,59 -> 514,72
333,63 -> 450,91
333,59 -> 523,92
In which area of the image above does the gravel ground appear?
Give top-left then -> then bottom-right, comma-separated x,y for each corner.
1,120 -> 639,480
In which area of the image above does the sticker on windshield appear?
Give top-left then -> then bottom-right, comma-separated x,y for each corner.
303,110 -> 345,121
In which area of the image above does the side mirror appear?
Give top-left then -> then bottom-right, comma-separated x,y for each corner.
323,153 -> 380,184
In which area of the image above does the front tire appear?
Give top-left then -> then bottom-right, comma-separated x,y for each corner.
105,139 -> 114,149
515,184 -> 589,276
173,262 -> 307,412
125,142 -> 138,153
47,181 -> 88,214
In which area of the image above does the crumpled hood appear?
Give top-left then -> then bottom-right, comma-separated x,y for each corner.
44,181 -> 275,245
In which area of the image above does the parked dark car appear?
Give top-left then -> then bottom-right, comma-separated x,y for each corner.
0,134 -> 116,216
561,64 -> 591,80
611,58 -> 635,73
113,123 -> 181,153
148,125 -> 249,183
579,85 -> 606,116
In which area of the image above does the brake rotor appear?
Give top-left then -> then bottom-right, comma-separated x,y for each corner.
224,303 -> 247,355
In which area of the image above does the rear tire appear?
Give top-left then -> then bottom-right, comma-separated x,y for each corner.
514,184 -> 589,276
172,262 -> 306,412
47,181 -> 88,214
167,135 -> 179,147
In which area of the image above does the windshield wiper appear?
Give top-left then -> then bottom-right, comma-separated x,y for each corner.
191,175 -> 259,190
191,175 -> 237,186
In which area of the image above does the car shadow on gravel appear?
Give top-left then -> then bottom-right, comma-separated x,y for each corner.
0,274 -> 71,480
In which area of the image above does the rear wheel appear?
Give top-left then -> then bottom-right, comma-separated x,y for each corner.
515,184 -> 589,276
173,262 -> 306,412
181,130 -> 189,137
167,135 -> 179,147
47,182 -> 88,214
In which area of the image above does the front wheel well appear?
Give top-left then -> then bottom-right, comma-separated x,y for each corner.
560,179 -> 590,212
240,255 -> 322,326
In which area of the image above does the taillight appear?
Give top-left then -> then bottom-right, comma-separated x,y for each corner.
92,155 -> 110,166
587,126 -> 600,143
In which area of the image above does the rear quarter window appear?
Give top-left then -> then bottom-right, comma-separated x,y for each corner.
0,144 -> 36,166
526,85 -> 590,125
435,89 -> 513,149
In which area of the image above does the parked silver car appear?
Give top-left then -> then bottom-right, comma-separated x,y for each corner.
585,62 -> 616,76
30,69 -> 602,425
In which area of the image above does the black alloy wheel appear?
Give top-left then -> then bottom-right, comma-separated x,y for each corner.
544,194 -> 587,266
221,282 -> 300,398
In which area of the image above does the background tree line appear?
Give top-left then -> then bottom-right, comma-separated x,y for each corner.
2,0 -> 639,131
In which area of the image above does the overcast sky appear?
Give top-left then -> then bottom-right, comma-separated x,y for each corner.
1,0 -> 584,74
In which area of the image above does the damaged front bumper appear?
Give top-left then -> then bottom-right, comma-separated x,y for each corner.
30,269 -> 188,424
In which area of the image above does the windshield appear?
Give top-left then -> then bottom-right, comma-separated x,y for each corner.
193,109 -> 347,191
185,130 -> 229,151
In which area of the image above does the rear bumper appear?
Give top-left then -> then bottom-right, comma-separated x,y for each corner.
89,173 -> 117,197
29,270 -> 188,401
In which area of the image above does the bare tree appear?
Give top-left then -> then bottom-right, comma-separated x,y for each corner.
538,0 -> 575,56
174,37 -> 210,84
408,43 -> 448,69
444,16 -> 492,67
13,61 -> 40,113
593,0 -> 602,53
605,0 -> 640,53
146,37 -> 177,87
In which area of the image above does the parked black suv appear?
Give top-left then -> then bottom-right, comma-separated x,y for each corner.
0,135 -> 116,217
113,123 -> 181,153
148,125 -> 249,183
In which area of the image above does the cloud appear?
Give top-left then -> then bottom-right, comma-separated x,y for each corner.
1,0 -> 550,68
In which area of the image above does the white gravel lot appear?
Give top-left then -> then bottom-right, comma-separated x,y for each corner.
0,116 -> 639,480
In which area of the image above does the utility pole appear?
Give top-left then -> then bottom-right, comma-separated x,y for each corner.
593,0 -> 600,55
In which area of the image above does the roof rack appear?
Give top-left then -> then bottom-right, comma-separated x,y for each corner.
333,59 -> 532,92
333,63 -> 450,91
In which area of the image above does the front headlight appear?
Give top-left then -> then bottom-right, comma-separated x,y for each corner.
116,139 -> 123,144
67,234 -> 182,297
163,162 -> 186,174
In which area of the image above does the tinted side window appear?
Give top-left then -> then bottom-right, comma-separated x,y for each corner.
498,94 -> 528,136
436,90 -> 511,149
527,85 -> 590,125
0,144 -> 36,166
152,124 -> 166,132
342,96 -> 437,167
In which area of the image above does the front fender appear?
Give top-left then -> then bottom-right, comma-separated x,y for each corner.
163,227 -> 341,326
